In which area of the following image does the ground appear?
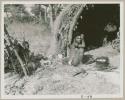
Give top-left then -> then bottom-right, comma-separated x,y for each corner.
4,22 -> 120,95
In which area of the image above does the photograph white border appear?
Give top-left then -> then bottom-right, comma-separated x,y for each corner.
0,0 -> 124,99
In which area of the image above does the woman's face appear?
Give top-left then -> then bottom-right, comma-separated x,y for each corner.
76,36 -> 81,43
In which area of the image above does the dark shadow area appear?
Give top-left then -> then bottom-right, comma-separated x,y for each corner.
72,4 -> 120,51
82,54 -> 94,64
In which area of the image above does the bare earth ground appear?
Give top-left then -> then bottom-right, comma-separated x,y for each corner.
4,23 -> 120,95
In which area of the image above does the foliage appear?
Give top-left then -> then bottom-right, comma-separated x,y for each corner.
31,4 -> 45,17
4,35 -> 43,76
111,31 -> 120,52
4,4 -> 64,26
4,4 -> 32,23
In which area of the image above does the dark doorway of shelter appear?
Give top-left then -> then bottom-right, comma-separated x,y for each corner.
72,4 -> 120,51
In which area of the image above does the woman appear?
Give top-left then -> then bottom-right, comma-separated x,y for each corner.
70,33 -> 85,66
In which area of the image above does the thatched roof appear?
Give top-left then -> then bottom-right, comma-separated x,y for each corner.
54,4 -> 85,44
53,4 -> 120,56
53,4 -> 87,54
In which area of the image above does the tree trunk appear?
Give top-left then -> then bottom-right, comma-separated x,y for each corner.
44,7 -> 47,23
38,4 -> 42,23
49,5 -> 54,34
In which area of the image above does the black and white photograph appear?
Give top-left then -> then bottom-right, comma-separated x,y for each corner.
0,1 -> 123,99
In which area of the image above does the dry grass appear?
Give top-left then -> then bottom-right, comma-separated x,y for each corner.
7,22 -> 51,54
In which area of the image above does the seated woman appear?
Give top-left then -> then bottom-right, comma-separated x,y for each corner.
69,33 -> 85,66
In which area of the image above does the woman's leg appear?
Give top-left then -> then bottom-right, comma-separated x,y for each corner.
71,48 -> 81,66
79,48 -> 84,64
